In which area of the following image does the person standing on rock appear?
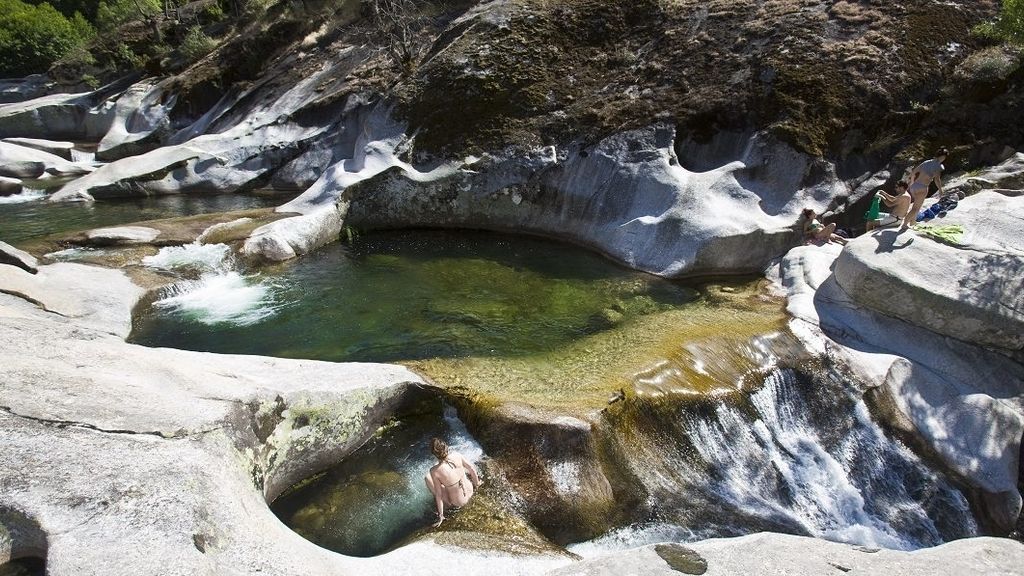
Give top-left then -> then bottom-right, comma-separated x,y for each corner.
424,437 -> 482,527
902,147 -> 948,230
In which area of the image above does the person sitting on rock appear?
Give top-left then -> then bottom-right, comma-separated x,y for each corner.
801,208 -> 848,245
424,437 -> 482,527
875,180 -> 912,225
902,147 -> 948,231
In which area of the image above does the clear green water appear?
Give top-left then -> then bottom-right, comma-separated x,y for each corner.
0,192 -> 288,246
270,397 -> 461,558
129,230 -> 703,364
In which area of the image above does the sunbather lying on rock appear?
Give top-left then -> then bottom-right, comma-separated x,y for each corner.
801,208 -> 848,245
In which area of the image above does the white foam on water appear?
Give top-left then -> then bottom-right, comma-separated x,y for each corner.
142,243 -> 232,272
442,404 -> 485,465
153,271 -> 283,326
0,189 -> 45,204
684,369 -> 962,551
44,246 -> 99,260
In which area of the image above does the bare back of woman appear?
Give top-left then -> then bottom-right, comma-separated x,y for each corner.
423,438 -> 482,527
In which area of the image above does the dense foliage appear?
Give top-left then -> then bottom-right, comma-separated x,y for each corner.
977,0 -> 1024,44
0,0 -> 94,77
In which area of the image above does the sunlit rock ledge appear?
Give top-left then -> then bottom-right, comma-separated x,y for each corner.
2,255 -> 1022,575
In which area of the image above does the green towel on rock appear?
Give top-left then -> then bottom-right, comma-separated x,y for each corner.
913,223 -> 964,245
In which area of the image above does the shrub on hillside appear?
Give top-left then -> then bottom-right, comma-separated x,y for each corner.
0,0 -> 94,77
95,0 -> 160,32
974,0 -> 1024,44
954,45 -> 1023,86
179,26 -> 217,63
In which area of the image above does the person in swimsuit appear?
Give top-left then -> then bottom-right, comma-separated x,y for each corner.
424,437 -> 482,527
875,180 -> 912,224
902,147 -> 948,230
801,208 -> 847,245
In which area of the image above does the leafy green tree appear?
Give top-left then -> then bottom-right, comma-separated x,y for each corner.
976,0 -> 1024,44
0,0 -> 94,77
95,0 -> 160,32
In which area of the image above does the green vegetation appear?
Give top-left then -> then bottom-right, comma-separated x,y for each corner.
0,0 -> 94,77
95,0 -> 159,31
179,25 -> 216,63
975,0 -> 1024,44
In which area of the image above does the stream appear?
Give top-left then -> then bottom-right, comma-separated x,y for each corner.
0,194 -> 981,560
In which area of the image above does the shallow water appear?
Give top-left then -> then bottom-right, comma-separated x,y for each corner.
131,230 -> 709,370
0,191 -> 287,246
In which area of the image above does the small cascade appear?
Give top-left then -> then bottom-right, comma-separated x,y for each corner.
0,189 -> 45,204
69,148 -> 96,163
143,243 -> 285,326
574,367 -> 977,557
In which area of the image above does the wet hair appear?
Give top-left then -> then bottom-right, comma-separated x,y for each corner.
935,147 -> 948,158
801,208 -> 815,219
431,437 -> 449,460
896,180 -> 908,189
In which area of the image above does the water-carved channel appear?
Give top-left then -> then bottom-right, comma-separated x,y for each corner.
122,228 -> 980,557
0,196 -> 982,559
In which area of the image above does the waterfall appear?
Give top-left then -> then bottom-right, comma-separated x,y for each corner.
143,243 -> 286,326
571,367 -> 977,557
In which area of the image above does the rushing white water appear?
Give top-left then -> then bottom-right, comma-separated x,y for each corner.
144,243 -> 285,326
142,242 -> 232,273
442,403 -> 486,465
0,189 -> 45,204
152,271 -> 283,326
573,368 -> 975,557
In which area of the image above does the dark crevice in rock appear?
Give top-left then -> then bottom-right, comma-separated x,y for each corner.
0,405 -> 223,440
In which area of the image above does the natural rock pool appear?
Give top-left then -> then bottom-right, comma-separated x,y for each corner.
125,227 -> 979,557
0,199 -> 984,560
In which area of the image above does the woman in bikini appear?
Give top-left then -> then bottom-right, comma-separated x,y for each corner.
801,208 -> 847,245
902,147 -> 948,230
424,437 -> 482,527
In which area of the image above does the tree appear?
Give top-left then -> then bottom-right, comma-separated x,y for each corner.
364,0 -> 428,70
0,0 -> 94,77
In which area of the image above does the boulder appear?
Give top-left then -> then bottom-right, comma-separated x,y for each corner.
0,241 -> 38,274
0,176 -> 23,196
466,402 -> 630,545
833,192 -> 1024,353
291,124 -> 831,278
95,79 -> 175,161
1,137 -> 75,160
83,226 -> 161,246
0,142 -> 94,179
0,161 -> 44,179
241,206 -> 342,261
